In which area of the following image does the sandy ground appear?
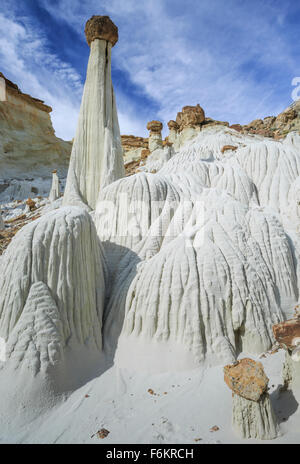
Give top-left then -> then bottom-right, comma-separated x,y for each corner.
1,349 -> 299,444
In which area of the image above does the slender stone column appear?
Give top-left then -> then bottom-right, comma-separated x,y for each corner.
49,169 -> 60,202
63,15 -> 125,210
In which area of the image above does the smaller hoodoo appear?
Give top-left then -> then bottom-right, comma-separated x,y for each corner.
224,358 -> 278,440
49,170 -> 60,202
63,15 -> 124,210
147,120 -> 163,153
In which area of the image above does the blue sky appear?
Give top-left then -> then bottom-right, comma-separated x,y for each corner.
0,0 -> 299,139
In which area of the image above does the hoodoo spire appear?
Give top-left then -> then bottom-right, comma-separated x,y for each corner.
63,15 -> 125,210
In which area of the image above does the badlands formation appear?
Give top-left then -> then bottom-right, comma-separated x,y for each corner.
1,15 -> 300,444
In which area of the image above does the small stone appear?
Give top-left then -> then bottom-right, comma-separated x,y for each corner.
210,426 -> 220,432
26,198 -> 36,211
221,145 -> 238,154
97,428 -> 110,439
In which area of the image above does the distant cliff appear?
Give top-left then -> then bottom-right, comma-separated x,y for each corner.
0,72 -> 72,200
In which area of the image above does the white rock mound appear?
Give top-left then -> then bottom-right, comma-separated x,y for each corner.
94,125 -> 300,370
0,207 -> 107,430
0,206 -> 105,349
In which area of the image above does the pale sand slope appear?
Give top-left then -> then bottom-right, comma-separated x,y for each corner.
1,350 -> 299,444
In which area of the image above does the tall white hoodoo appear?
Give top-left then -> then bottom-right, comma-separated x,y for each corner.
63,16 -> 124,210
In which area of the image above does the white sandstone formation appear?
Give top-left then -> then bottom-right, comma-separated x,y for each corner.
49,170 -> 60,202
94,125 -> 300,370
0,72 -> 71,202
139,145 -> 173,173
0,206 -> 105,344
63,16 -> 124,210
0,205 -> 106,428
232,393 -> 278,440
0,207 -> 105,375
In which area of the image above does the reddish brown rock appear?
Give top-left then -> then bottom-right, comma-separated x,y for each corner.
230,124 -> 243,132
224,358 -> 269,402
26,198 -> 36,211
85,15 -> 118,47
141,148 -> 150,159
167,120 -> 179,131
121,135 -> 148,153
246,119 -> 264,129
147,120 -> 163,135
203,118 -> 229,128
163,139 -> 173,147
221,145 -> 238,154
96,428 -> 110,439
263,116 -> 276,128
275,108 -> 297,128
272,318 -> 300,350
176,104 -> 205,131
255,128 -> 273,137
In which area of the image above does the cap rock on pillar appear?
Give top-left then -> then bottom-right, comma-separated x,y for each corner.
84,15 -> 118,47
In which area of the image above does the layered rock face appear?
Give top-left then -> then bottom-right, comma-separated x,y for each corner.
121,134 -> 148,166
232,100 -> 300,139
0,72 -> 72,201
63,16 -> 124,210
